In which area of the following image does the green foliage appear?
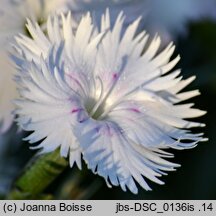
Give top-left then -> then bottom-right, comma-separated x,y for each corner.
7,149 -> 68,200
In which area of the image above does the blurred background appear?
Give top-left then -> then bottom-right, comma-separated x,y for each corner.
0,0 -> 216,199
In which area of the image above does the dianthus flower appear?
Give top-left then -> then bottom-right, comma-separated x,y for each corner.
13,11 -> 206,193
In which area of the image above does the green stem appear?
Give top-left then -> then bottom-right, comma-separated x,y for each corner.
55,170 -> 103,199
7,149 -> 68,199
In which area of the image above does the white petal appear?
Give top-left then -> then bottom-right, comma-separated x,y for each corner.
75,118 -> 182,193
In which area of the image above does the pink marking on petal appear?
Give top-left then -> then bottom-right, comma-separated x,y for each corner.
112,73 -> 118,80
130,108 -> 141,113
71,108 -> 83,113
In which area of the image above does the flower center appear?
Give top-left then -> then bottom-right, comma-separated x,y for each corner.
83,76 -> 116,120
83,97 -> 105,120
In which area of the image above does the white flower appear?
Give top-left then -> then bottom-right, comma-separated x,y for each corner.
13,11 -> 207,194
0,0 -> 69,133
